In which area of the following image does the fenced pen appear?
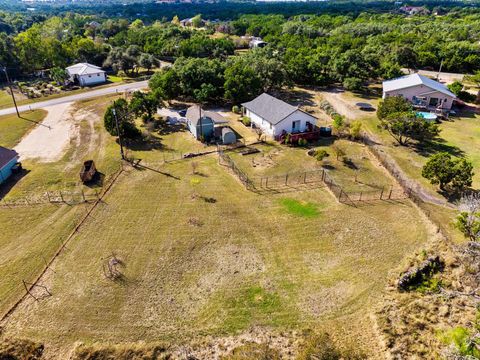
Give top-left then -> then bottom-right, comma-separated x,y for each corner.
218,150 -> 407,205
218,150 -> 255,190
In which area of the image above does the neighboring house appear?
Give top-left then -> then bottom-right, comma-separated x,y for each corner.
66,63 -> 106,86
399,5 -> 430,15
242,93 -> 317,138
0,146 -> 19,184
249,37 -> 268,49
186,106 -> 228,141
180,17 -> 207,27
382,73 -> 456,110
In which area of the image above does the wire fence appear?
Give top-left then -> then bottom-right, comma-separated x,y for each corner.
0,189 -> 101,208
218,150 -> 407,205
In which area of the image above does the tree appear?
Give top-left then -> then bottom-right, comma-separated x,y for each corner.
380,111 -> 439,146
422,152 -> 473,191
224,57 -> 263,103
191,14 -> 203,28
104,98 -> 139,139
50,66 -> 69,85
456,194 -> 480,241
171,15 -> 180,26
129,91 -> 161,122
139,53 -> 159,73
377,96 -> 413,120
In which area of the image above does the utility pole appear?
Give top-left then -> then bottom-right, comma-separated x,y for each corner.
198,103 -> 203,142
112,107 -> 125,160
2,66 -> 19,117
436,59 -> 444,81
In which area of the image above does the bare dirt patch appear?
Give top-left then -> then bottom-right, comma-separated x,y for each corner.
14,102 -> 76,162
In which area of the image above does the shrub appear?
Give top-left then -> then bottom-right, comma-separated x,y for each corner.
232,105 -> 240,114
315,149 -> 329,161
298,138 -> 308,147
241,116 -> 251,126
349,120 -> 362,139
458,90 -> 476,103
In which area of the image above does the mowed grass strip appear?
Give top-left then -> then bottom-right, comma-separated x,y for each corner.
2,156 -> 429,353
0,110 -> 47,148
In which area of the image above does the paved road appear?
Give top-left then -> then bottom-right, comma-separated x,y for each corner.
0,80 -> 149,116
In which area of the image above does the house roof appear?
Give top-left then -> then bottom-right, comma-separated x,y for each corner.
383,73 -> 456,98
186,106 -> 228,126
0,146 -> 18,170
66,63 -> 105,76
241,93 -> 315,125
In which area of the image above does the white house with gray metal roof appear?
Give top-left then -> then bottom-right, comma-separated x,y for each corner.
241,93 -> 317,138
66,63 -> 106,86
382,73 -> 456,110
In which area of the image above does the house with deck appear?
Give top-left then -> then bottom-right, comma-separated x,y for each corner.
185,106 -> 228,141
382,73 -> 456,111
66,63 -> 106,86
241,93 -> 317,139
0,147 -> 19,184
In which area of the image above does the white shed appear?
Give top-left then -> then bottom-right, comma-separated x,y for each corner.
66,63 -> 106,86
241,93 -> 317,138
382,73 -> 456,110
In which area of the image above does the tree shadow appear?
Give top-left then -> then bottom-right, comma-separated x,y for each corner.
0,168 -> 30,200
413,139 -> 465,158
157,123 -> 187,136
277,88 -> 316,107
123,135 -> 165,151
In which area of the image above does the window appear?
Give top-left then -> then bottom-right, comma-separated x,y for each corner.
97,74 -> 100,77
88,75 -> 91,78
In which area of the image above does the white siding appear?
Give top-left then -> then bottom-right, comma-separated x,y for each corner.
383,84 -> 455,110
78,72 -> 106,86
273,110 -> 316,136
245,108 -> 316,137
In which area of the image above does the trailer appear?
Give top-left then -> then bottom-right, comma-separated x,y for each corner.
80,160 -> 97,183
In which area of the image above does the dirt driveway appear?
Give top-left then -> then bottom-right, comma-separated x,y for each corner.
14,102 -> 77,162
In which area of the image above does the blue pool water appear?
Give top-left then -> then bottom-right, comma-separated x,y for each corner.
416,112 -> 438,121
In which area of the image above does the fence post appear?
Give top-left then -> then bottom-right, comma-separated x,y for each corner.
339,189 -> 343,202
304,172 -> 307,183
388,186 -> 393,200
60,191 -> 64,203
266,177 -> 269,188
359,192 -> 362,201
380,187 -> 384,200
285,173 -> 288,186
81,189 -> 86,202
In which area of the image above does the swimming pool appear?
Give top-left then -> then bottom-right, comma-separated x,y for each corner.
416,112 -> 438,121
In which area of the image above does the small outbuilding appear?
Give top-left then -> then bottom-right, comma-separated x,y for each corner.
66,63 -> 106,86
222,127 -> 236,145
0,146 -> 19,184
186,106 -> 228,141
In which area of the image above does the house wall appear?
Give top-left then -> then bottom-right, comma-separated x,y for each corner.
274,111 -> 316,136
0,157 -> 18,184
78,72 -> 106,86
245,109 -> 316,137
383,84 -> 455,110
187,118 -> 214,140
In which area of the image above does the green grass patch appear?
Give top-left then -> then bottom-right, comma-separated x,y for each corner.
280,198 -> 320,218
216,285 -> 289,333
0,110 -> 47,148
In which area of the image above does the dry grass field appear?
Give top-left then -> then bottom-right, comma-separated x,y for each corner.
0,152 -> 431,357
0,91 -> 445,358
